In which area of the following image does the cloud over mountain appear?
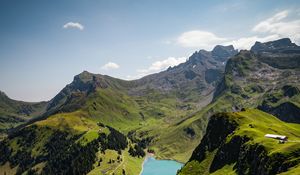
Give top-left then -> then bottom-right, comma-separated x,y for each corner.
101,62 -> 120,70
176,30 -> 227,50
175,10 -> 300,50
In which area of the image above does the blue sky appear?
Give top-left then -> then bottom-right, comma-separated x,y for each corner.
1,0 -> 300,101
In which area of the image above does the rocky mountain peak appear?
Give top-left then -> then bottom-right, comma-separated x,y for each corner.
212,45 -> 238,61
0,90 -> 6,96
74,71 -> 95,82
187,45 -> 237,65
250,38 -> 298,53
0,91 -> 9,101
46,71 -> 111,112
73,71 -> 110,89
187,50 -> 210,64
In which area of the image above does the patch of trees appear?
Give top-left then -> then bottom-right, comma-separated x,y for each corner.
98,126 -> 128,152
0,126 -> 98,175
0,126 -> 39,174
0,140 -> 10,164
106,126 -> 128,150
128,144 -> 145,158
127,131 -> 153,149
0,124 -> 130,175
42,131 -> 98,175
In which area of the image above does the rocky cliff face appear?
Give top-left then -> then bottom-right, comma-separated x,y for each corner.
212,38 -> 300,123
251,38 -> 300,69
189,113 -> 238,163
132,45 -> 237,101
250,38 -> 298,53
178,109 -> 300,175
258,101 -> 300,123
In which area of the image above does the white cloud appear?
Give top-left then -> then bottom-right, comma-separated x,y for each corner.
253,10 -> 289,32
173,10 -> 300,50
101,62 -> 120,70
176,30 -> 276,50
176,30 -> 227,50
125,57 -> 186,80
138,57 -> 186,75
252,10 -> 300,44
223,35 -> 280,50
63,22 -> 84,31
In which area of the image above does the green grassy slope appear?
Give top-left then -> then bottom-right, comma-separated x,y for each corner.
0,80 -> 203,174
178,109 -> 300,175
0,110 -> 145,175
0,91 -> 47,136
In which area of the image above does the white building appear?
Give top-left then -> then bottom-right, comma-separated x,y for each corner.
265,134 -> 288,141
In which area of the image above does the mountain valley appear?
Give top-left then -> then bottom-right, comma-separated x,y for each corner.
0,38 -> 300,175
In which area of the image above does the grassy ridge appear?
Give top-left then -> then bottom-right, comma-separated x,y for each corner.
0,91 -> 47,132
179,109 -> 300,175
0,110 -> 145,174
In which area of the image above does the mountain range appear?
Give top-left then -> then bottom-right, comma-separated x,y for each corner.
0,38 -> 299,175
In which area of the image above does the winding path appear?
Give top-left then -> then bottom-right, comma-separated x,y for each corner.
110,154 -> 124,175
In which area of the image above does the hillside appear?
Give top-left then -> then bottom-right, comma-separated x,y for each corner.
0,91 -> 47,137
0,44 -> 238,174
170,38 -> 300,160
0,111 -> 144,175
177,38 -> 300,175
178,109 -> 300,175
211,38 -> 300,123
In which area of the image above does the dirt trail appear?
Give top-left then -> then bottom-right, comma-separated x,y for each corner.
110,154 -> 124,175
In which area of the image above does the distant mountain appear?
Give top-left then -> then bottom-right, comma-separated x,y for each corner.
134,45 -> 238,101
251,38 -> 300,69
251,38 -> 299,53
212,38 -> 300,123
43,44 -> 237,116
0,91 -> 47,134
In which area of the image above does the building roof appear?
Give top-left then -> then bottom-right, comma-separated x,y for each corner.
265,134 -> 287,140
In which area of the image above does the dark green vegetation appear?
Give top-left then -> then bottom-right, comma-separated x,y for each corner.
178,109 -> 300,175
0,113 -> 143,175
1,38 -> 300,174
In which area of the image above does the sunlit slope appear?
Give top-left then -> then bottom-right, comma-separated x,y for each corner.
0,110 -> 144,174
179,109 -> 300,175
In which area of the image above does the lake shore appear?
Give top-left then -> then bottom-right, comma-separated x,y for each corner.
139,153 -> 183,175
139,153 -> 154,175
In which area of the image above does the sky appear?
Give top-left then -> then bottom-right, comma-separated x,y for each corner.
0,0 -> 300,102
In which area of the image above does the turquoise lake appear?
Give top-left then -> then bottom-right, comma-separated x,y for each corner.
141,156 -> 183,175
